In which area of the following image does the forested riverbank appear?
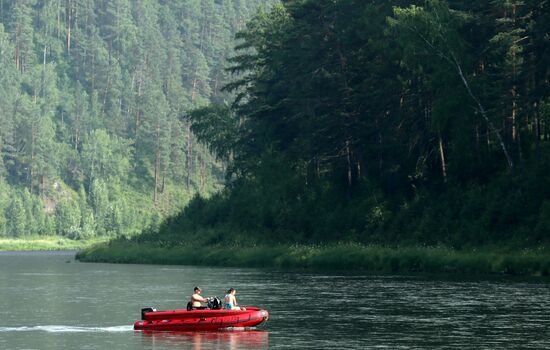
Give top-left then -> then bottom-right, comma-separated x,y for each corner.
78,0 -> 550,275
76,242 -> 550,276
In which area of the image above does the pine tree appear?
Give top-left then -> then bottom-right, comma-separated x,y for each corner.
0,24 -> 19,178
10,0 -> 35,73
7,193 -> 26,237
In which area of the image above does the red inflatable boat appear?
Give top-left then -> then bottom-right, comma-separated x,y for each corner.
134,307 -> 269,331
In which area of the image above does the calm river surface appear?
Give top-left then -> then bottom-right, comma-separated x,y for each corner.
0,251 -> 548,349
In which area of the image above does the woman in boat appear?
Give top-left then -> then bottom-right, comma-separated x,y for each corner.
224,288 -> 245,310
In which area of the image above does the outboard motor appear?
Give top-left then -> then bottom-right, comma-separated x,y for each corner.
207,297 -> 222,310
141,307 -> 157,320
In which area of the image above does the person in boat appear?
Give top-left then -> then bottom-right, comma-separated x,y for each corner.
224,288 -> 246,311
190,286 -> 208,309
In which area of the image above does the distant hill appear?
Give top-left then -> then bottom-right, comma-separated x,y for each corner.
0,0 -> 270,239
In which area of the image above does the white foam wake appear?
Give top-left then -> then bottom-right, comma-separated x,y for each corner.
0,325 -> 133,333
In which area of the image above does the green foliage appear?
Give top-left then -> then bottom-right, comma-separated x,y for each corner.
187,105 -> 239,162
6,194 -> 26,237
0,180 -> 9,235
0,0 -> 269,240
55,198 -> 81,239
81,130 -> 131,183
125,0 -> 550,261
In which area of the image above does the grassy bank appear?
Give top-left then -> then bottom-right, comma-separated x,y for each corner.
0,236 -> 109,251
76,241 -> 550,276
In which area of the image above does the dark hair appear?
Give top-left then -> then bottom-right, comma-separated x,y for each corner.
227,287 -> 235,294
194,286 -> 201,292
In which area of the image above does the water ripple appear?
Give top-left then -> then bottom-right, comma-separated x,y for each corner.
0,325 -> 133,333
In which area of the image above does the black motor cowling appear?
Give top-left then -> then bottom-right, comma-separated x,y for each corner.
141,307 -> 157,320
207,297 -> 222,310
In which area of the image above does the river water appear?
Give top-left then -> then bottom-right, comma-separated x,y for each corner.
0,251 -> 548,349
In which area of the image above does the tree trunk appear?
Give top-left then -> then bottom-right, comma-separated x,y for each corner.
378,118 -> 384,178
30,125 -> 35,192
213,72 -> 220,96
535,103 -> 540,161
199,155 -> 204,193
512,86 -> 517,142
454,60 -> 514,170
186,123 -> 192,189
91,51 -> 95,91
153,122 -> 160,203
346,140 -> 352,198
409,27 -> 514,170
75,111 -> 80,150
191,74 -> 198,101
57,1 -> 60,37
40,175 -> 45,198
15,43 -> 20,71
475,124 -> 481,160
438,131 -> 447,182
102,74 -> 112,116
135,77 -> 142,136
67,0 -> 72,55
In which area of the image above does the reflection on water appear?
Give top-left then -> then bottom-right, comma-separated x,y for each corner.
139,330 -> 268,350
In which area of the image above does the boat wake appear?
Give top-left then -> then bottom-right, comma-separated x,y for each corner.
0,325 -> 133,333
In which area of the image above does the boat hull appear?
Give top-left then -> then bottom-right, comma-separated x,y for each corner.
134,307 -> 269,331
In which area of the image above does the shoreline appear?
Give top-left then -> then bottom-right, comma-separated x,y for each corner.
76,241 -> 550,277
0,237 -> 108,252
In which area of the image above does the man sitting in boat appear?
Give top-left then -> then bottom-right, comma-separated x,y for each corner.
189,286 -> 208,309
224,288 -> 246,310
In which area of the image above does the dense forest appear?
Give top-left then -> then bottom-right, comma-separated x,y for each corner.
0,0 -> 269,239
136,0 -> 550,249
